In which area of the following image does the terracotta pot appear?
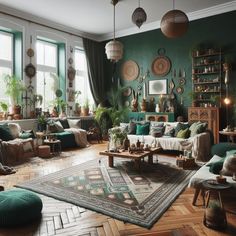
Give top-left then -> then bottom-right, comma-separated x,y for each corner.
81,107 -> 89,116
13,105 -> 21,115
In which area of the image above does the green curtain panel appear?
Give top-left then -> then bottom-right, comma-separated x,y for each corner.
82,38 -> 105,105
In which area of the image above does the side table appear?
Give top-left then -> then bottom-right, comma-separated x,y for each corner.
202,179 -> 231,230
43,139 -> 61,156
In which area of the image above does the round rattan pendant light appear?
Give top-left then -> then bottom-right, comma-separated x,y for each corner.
105,0 -> 123,62
160,0 -> 189,38
132,0 -> 147,28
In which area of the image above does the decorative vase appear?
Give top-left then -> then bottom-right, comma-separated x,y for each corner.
123,137 -> 130,150
155,104 -> 160,113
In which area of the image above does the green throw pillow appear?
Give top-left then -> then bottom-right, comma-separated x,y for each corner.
174,123 -> 189,137
209,157 -> 226,174
176,128 -> 190,139
136,123 -> 150,135
189,121 -> 207,137
0,124 -> 14,141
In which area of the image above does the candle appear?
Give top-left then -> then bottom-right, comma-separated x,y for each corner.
143,82 -> 146,99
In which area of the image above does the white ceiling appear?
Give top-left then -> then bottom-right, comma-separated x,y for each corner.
0,0 -> 235,41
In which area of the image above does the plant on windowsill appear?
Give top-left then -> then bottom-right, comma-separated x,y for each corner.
0,101 -> 8,120
81,98 -> 90,116
52,98 -> 67,118
74,90 -> 82,116
4,74 -> 26,116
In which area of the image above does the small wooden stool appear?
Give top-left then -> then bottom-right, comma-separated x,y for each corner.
38,145 -> 51,158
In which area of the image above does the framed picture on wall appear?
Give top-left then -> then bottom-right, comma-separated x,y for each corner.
148,79 -> 167,95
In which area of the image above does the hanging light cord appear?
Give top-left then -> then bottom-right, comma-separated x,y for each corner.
173,0 -> 175,10
113,2 -> 116,40
139,0 -> 140,7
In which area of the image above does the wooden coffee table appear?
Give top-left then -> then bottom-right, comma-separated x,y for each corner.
99,147 -> 162,170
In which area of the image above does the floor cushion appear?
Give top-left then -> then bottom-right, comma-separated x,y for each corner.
0,189 -> 42,227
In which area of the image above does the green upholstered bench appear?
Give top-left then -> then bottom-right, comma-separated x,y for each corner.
52,131 -> 77,149
0,189 -> 42,227
211,142 -> 236,157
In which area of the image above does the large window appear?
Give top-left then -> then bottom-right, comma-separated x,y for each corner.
36,40 -> 58,110
0,31 -> 13,103
74,48 -> 94,108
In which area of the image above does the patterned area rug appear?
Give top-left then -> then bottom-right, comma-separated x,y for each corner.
16,156 -> 196,228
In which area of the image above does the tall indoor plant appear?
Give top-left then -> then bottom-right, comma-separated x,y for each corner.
4,75 -> 26,114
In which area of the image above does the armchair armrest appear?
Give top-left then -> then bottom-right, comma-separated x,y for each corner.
180,132 -> 212,162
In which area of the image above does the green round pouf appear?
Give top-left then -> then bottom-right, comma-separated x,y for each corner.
0,189 -> 42,227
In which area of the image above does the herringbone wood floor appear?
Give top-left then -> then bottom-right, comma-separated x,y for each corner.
0,143 -> 235,236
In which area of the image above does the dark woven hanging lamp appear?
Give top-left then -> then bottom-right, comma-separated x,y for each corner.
160,0 -> 189,38
132,0 -> 147,28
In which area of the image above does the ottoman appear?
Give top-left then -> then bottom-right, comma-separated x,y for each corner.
0,189 -> 43,227
38,145 -> 51,158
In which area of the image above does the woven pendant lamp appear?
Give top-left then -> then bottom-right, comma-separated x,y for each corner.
105,0 -> 123,62
160,0 -> 189,38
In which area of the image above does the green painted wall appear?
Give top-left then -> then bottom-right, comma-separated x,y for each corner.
103,11 -> 236,124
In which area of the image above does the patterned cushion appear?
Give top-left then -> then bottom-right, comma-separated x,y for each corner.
174,123 -> 189,137
0,189 -> 42,227
164,124 -> 175,137
54,121 -> 64,132
149,122 -> 164,137
189,121 -> 207,137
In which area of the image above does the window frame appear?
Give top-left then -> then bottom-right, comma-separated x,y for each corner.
0,30 -> 14,73
36,39 -> 59,110
74,47 -> 93,106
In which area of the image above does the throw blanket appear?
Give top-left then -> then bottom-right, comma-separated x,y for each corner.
180,132 -> 211,162
1,138 -> 34,165
65,128 -> 88,148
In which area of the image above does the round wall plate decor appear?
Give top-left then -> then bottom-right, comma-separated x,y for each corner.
27,48 -> 34,57
152,56 -> 171,76
121,60 -> 139,81
123,87 -> 132,97
25,63 -> 36,78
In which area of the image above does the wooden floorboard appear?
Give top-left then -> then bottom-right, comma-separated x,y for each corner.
0,143 -> 236,236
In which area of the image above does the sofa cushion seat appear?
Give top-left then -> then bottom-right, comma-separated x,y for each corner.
0,189 -> 42,227
157,136 -> 186,151
52,131 -> 77,149
188,155 -> 236,189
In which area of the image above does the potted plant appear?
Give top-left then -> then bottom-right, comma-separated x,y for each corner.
0,101 -> 8,120
52,98 -> 67,118
74,90 -> 81,115
4,75 -> 26,115
37,114 -> 47,131
81,98 -> 90,116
